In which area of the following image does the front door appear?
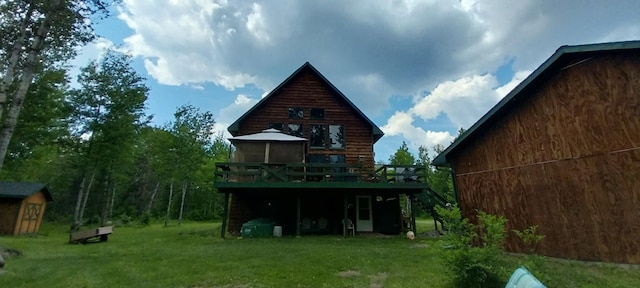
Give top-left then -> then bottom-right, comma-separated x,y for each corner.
356,195 -> 373,232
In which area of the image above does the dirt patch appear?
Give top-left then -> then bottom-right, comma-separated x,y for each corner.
337,270 -> 361,277
369,272 -> 388,288
410,243 -> 430,249
1,247 -> 22,258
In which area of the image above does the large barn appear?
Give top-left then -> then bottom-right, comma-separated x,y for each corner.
432,41 -> 640,264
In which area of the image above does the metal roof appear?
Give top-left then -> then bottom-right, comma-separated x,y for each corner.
0,181 -> 54,201
432,40 -> 640,167
228,128 -> 308,142
227,62 -> 385,143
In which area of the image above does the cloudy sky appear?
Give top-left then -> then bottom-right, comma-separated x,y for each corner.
77,0 -> 640,162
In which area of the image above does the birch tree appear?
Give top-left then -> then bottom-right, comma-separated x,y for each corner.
0,0 -> 112,172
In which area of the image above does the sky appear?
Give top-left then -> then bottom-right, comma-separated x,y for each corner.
71,0 -> 640,163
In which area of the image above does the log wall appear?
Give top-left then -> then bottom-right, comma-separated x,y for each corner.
451,52 -> 640,264
236,68 -> 376,170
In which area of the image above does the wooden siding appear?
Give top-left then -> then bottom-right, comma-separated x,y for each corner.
0,200 -> 20,235
451,53 -> 640,264
235,68 -> 376,170
13,192 -> 48,235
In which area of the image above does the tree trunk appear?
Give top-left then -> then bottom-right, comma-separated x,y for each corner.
0,1 -> 35,120
79,172 -> 96,225
178,181 -> 187,225
0,7 -> 53,172
100,176 -> 110,226
164,179 -> 174,227
109,186 -> 116,218
146,181 -> 160,214
71,175 -> 87,231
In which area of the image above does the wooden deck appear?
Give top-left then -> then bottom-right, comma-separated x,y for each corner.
214,163 -> 428,190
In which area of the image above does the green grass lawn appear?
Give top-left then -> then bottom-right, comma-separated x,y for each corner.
0,220 -> 638,288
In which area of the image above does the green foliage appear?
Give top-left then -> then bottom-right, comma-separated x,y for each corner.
388,141 -> 415,165
513,225 -> 545,254
436,205 -> 508,288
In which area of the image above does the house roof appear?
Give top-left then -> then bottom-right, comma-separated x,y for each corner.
433,40 -> 640,167
227,62 -> 385,143
229,128 -> 308,142
0,182 -> 54,201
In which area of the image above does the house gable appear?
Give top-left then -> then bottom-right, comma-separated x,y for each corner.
228,62 -> 384,142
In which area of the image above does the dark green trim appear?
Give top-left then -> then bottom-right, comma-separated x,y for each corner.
214,181 -> 427,190
227,62 -> 384,143
220,193 -> 230,238
432,40 -> 640,166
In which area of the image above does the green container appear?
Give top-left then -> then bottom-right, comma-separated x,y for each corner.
241,218 -> 276,237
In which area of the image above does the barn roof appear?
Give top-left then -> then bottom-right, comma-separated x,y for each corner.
0,182 -> 54,201
227,62 -> 385,143
433,40 -> 640,167
229,128 -> 308,142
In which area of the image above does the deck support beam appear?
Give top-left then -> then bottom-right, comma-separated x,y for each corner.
296,196 -> 301,238
410,195 -> 417,234
343,194 -> 348,237
220,192 -> 230,238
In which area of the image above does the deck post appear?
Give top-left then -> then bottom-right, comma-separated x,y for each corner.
296,196 -> 301,238
220,192 -> 230,238
343,194 -> 348,237
410,195 -> 417,234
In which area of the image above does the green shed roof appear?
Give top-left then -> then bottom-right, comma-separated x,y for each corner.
432,40 -> 640,167
227,62 -> 385,143
0,182 -> 54,201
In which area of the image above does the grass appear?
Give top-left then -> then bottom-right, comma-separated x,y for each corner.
0,219 -> 638,288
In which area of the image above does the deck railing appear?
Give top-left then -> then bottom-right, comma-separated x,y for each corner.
214,162 -> 428,184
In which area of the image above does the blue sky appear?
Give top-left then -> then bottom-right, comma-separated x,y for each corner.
71,0 -> 640,163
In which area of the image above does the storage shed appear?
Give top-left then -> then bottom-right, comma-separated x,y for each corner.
433,41 -> 640,264
0,182 -> 53,235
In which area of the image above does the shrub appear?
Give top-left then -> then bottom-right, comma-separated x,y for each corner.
513,225 -> 545,254
436,205 -> 508,288
139,213 -> 151,226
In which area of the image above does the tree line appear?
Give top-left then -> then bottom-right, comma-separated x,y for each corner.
1,0 -> 230,229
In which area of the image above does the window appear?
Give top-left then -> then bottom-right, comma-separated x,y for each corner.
287,123 -> 304,137
310,124 -> 326,148
268,123 -> 284,131
329,125 -> 345,149
310,108 -> 325,119
288,107 -> 304,119
310,124 -> 345,149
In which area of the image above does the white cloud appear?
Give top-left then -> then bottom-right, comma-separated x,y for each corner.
381,111 -> 455,149
111,0 -> 640,160
381,70 -> 530,151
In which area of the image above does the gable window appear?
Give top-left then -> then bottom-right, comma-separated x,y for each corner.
310,124 -> 345,149
310,124 -> 327,148
288,107 -> 304,119
287,123 -> 304,137
268,123 -> 284,132
310,108 -> 325,119
329,125 -> 345,149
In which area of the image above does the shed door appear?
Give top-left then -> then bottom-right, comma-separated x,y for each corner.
356,195 -> 373,232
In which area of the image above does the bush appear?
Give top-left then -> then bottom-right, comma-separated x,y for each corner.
436,205 -> 508,288
139,213 -> 151,226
